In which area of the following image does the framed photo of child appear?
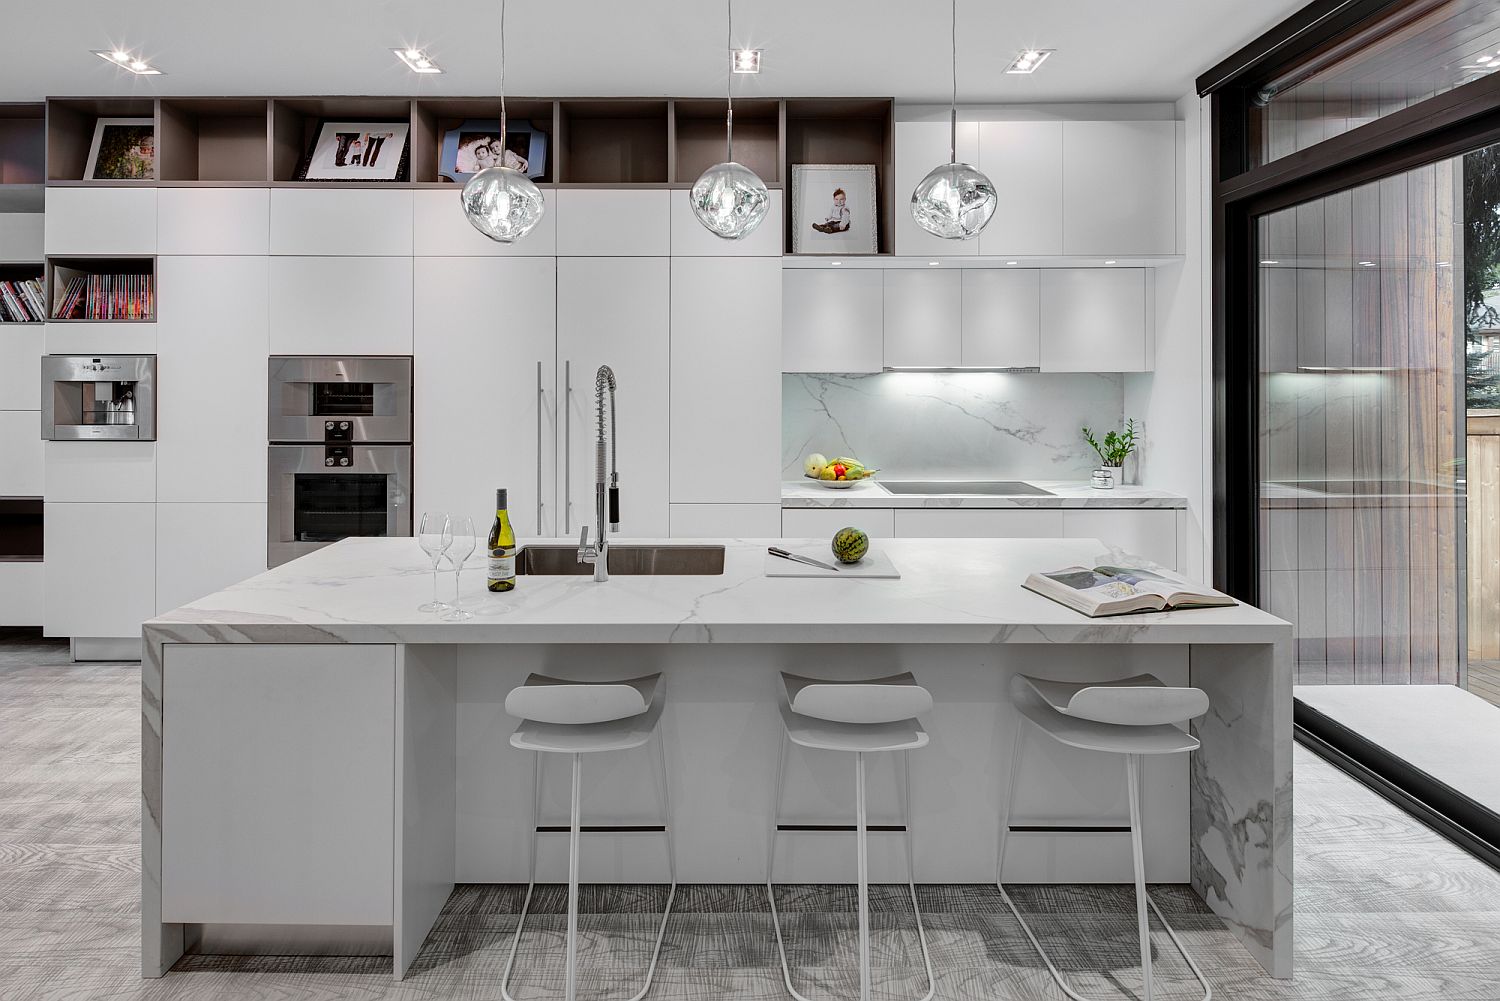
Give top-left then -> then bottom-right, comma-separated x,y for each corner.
791,164 -> 878,254
438,119 -> 548,183
296,121 -> 411,182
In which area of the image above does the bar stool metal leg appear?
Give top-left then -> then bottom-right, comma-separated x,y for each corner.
996,738 -> 1213,1001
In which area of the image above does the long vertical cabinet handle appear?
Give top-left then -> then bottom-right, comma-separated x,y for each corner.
564,360 -> 572,535
536,360 -> 544,536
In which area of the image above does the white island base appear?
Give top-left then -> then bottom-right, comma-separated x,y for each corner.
141,538 -> 1292,982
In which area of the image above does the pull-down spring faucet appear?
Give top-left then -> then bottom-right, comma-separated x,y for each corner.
577,365 -> 618,581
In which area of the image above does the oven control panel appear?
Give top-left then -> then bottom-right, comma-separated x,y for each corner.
324,445 -> 352,467
323,420 -> 353,442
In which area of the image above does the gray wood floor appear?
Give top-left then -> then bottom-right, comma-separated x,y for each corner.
2,629 -> 1499,1000
1468,660 -> 1500,708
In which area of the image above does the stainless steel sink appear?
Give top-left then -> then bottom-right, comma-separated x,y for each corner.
516,544 -> 726,576
880,480 -> 1055,497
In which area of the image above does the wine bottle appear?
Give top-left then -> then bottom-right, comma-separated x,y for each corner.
487,488 -> 517,592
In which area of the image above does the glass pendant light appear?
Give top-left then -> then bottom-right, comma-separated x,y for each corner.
910,0 -> 996,241
689,0 -> 770,240
462,0 -> 545,244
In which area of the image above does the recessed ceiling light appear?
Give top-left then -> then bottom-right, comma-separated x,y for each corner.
394,47 -> 442,73
1104,259 -> 1117,265
1006,260 -> 1018,266
1005,48 -> 1054,74
830,261 -> 842,266
732,48 -> 761,73
93,49 -> 163,75
927,261 -> 941,266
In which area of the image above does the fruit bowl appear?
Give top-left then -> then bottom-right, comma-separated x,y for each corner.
804,474 -> 873,490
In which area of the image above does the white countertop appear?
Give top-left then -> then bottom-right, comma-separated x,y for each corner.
146,536 -> 1286,646
781,479 -> 1187,509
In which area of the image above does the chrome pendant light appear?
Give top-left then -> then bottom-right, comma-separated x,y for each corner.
462,0 -> 545,244
910,0 -> 996,240
689,0 -> 770,240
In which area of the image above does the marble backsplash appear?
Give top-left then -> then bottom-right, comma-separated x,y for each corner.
782,372 -> 1126,480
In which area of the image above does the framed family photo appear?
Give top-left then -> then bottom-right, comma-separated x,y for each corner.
438,119 -> 548,183
297,121 -> 411,181
84,118 -> 155,181
791,163 -> 878,254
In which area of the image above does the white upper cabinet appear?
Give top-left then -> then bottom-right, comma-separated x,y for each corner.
158,188 -> 269,256
269,189 -> 413,256
45,187 -> 156,255
893,120 -> 979,258
554,189 -> 670,256
0,212 -> 43,260
1062,121 -> 1178,256
1038,268 -> 1153,372
413,256 -> 557,539
670,189 -> 783,257
268,256 -> 413,355
961,269 -> 1040,368
883,268 -> 961,368
558,257 -> 671,538
782,268 -> 884,373
156,256 -> 269,503
976,122 -> 1063,258
412,189 -> 557,257
670,257 -> 781,504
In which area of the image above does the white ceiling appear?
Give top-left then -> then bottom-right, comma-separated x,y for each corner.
0,0 -> 1307,105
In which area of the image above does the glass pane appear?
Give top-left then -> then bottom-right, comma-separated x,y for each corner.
1257,156 -> 1467,689
1252,0 -> 1500,167
293,473 -> 389,542
311,381 -> 375,416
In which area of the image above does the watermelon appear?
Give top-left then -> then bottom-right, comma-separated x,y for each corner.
832,527 -> 869,564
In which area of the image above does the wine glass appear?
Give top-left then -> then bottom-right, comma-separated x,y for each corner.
441,517 -> 477,622
417,512 -> 452,612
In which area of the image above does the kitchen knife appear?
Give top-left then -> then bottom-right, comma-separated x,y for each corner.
768,546 -> 842,573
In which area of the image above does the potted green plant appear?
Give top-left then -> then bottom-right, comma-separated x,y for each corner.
1081,419 -> 1139,489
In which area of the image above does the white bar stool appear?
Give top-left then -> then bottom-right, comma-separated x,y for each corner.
767,671 -> 937,1001
499,673 -> 677,1001
997,672 -> 1214,1001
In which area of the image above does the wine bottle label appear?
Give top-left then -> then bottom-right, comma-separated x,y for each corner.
488,556 -> 516,580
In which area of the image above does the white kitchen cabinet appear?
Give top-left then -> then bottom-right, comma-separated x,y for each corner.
782,507 -> 894,539
558,257 -> 671,537
413,189 -> 557,257
961,269 -> 1040,368
44,501 -> 155,638
554,189 -> 670,257
1062,121 -> 1178,256
976,121 -> 1064,257
43,321 -> 157,356
0,212 -> 42,261
893,120 -> 979,258
670,257 -> 781,504
155,502 -> 267,613
157,256 -> 268,503
670,189 -> 783,257
0,410 -> 42,495
893,508 -> 1064,538
669,503 -> 782,538
157,188 -> 270,256
883,269 -> 961,368
1062,508 -> 1178,571
413,256 -> 557,538
161,643 -> 394,925
0,562 -> 43,627
269,188 -> 413,256
269,256 -> 413,355
781,269 -> 884,373
0,322 -> 43,408
44,187 -> 157,255
44,441 -> 155,503
1038,268 -> 1152,372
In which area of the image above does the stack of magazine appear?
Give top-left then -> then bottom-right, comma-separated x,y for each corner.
0,277 -> 46,322
53,274 -> 155,320
1023,565 -> 1236,617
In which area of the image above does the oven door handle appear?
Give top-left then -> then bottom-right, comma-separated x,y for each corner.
536,359 -> 544,536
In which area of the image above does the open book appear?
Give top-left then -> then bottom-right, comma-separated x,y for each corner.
1023,565 -> 1237,617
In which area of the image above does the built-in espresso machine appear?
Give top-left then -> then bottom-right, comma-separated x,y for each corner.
267,356 -> 413,568
41,355 -> 157,441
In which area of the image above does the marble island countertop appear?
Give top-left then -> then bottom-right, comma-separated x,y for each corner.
781,479 -> 1187,509
146,536 -> 1285,647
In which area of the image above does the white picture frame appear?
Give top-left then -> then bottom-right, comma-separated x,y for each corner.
83,118 -> 156,181
301,121 -> 411,181
792,163 -> 879,255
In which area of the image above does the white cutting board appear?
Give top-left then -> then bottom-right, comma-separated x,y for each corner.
764,548 -> 901,579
